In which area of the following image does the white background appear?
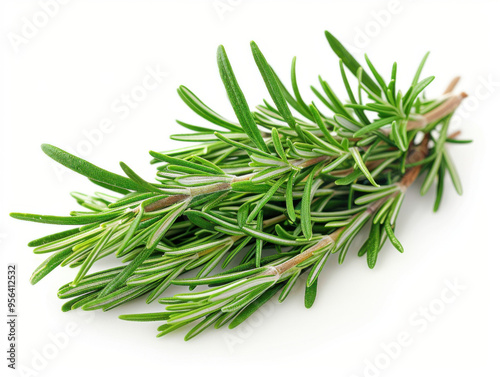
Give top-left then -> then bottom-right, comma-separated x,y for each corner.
1,0 -> 499,376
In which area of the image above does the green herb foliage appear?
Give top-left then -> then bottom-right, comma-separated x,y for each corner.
11,32 -> 469,340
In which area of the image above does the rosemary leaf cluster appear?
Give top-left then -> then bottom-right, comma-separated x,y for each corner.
11,31 -> 469,340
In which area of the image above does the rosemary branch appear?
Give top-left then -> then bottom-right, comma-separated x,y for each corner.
10,31 -> 469,340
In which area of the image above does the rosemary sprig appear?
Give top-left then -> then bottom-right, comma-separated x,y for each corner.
11,31 -> 468,340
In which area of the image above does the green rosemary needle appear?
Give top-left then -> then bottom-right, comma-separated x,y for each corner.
11,30 -> 468,340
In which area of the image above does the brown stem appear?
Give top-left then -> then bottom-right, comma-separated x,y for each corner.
420,92 -> 467,125
142,156 -> 331,213
399,134 -> 430,189
407,74 -> 467,131
406,92 -> 466,130
447,130 -> 461,139
143,195 -> 189,212
274,234 -> 338,275
443,76 -> 461,94
298,155 -> 330,168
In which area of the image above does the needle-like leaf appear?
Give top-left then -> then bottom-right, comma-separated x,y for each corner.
217,45 -> 269,152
